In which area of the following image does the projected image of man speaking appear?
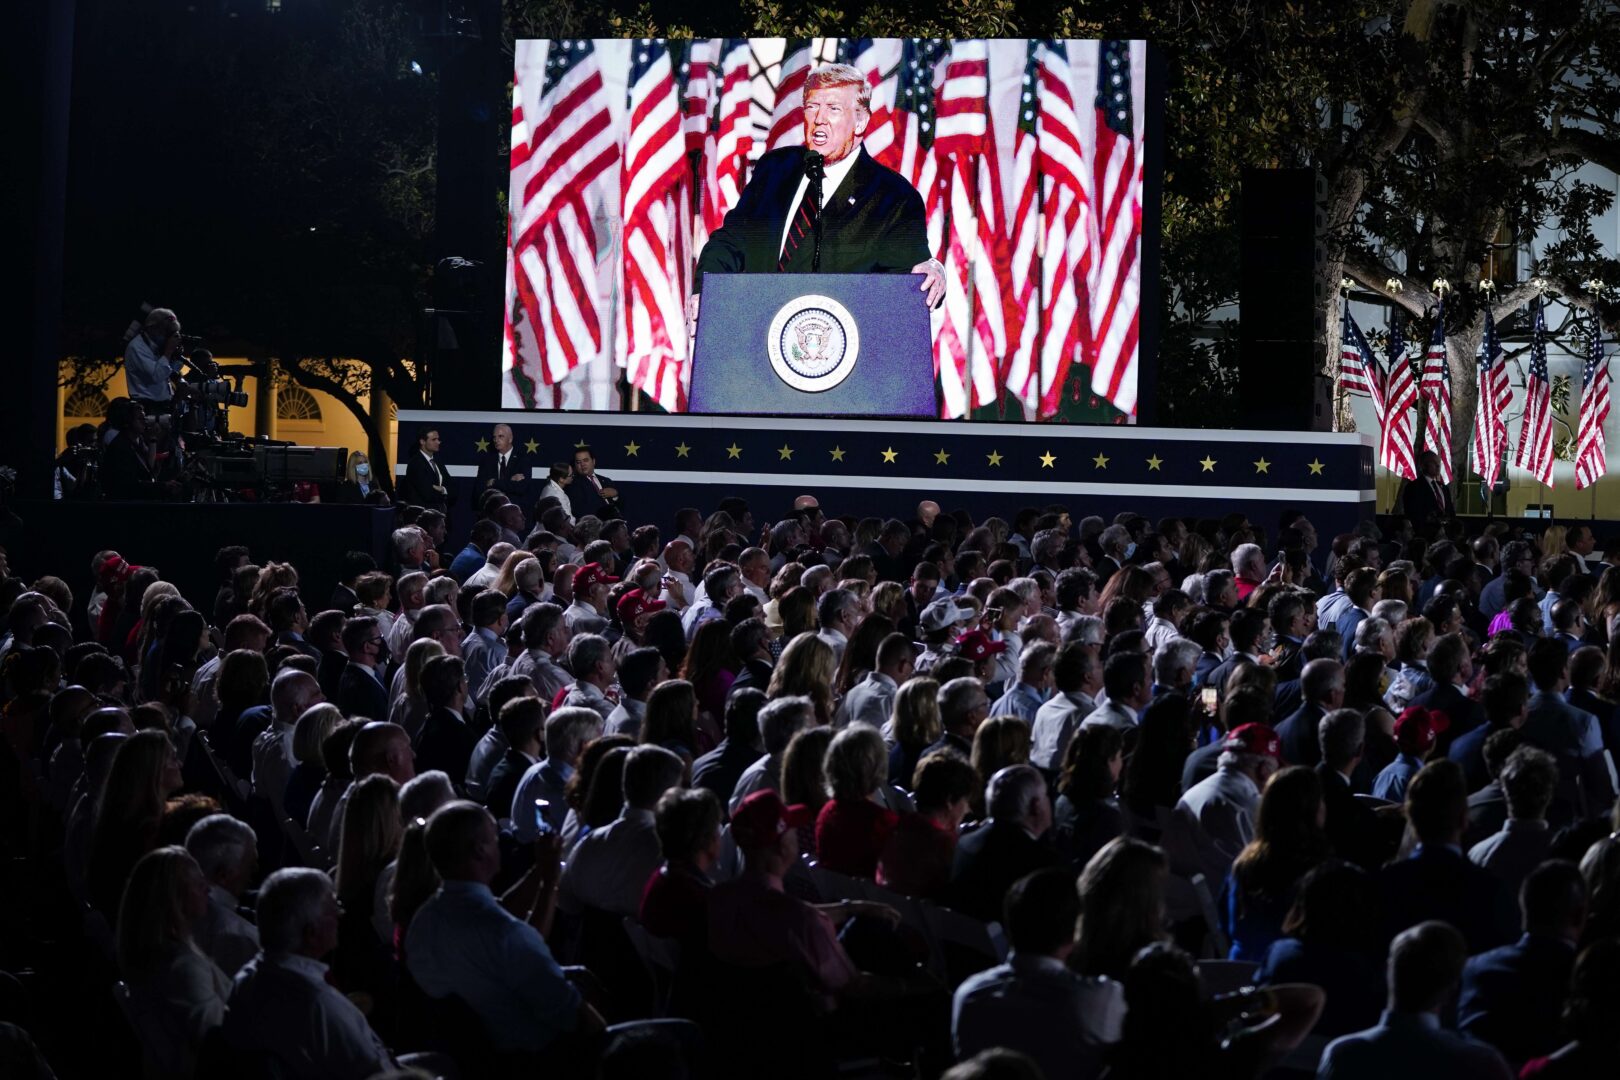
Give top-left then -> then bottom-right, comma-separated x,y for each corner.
689,62 -> 946,324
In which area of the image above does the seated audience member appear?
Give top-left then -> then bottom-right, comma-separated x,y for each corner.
1274,657 -> 1344,768
952,868 -> 1125,1080
639,786 -> 723,946
1083,651 -> 1151,733
946,765 -> 1058,922
183,814 -> 260,977
691,688 -> 765,806
1377,759 -> 1519,953
249,668 -> 323,816
1371,706 -> 1447,803
1468,744 -> 1558,896
325,721 -> 415,854
989,642 -> 1056,725
1222,765 -> 1329,962
1030,643 -> 1101,771
815,724 -> 901,877
406,802 -> 604,1059
331,774 -> 401,1001
1466,729 -> 1525,847
1517,937 -> 1620,1076
888,676 -> 944,789
223,868 -> 398,1077
840,632 -> 915,729
560,745 -> 685,918
512,707 -> 604,842
561,633 -> 618,723
1410,631 -> 1484,735
1450,670 -> 1530,793
605,646 -> 663,738
1458,859 -> 1587,1069
1176,722 -> 1280,864
1256,860 -> 1385,1037
729,695 -> 815,813
1315,707 -> 1387,870
1051,723 -> 1125,870
481,697 -> 545,824
1320,920 -> 1513,1079
878,751 -> 980,898
1069,837 -> 1170,981
640,678 -> 703,762
88,730 -> 184,918
336,615 -> 389,724
116,847 -> 230,1079
413,655 -> 475,788
284,703 -> 342,829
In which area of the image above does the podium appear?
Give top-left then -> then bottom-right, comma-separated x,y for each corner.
688,273 -> 936,417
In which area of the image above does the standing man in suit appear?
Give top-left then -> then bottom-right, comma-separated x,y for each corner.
688,63 -> 945,323
338,616 -> 391,723
569,445 -> 622,521
476,423 -> 529,499
1401,450 -> 1455,529
399,426 -> 451,512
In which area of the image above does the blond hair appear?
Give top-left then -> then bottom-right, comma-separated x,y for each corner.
805,63 -> 871,113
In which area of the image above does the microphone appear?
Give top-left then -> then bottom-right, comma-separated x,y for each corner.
803,149 -> 825,182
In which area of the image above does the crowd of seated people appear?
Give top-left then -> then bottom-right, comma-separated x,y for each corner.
7,484 -> 1620,1079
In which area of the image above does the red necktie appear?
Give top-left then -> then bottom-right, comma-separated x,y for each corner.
778,185 -> 821,271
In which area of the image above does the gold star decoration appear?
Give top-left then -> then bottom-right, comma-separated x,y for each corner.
1253,457 -> 1270,474
829,446 -> 846,462
1146,454 -> 1163,471
674,442 -> 691,458
1199,455 -> 1217,473
1307,459 -> 1325,476
934,448 -> 951,465
986,450 -> 1003,466
726,443 -> 742,459
624,441 -> 641,457
777,444 -> 794,460
1086,452 -> 1104,469
1037,450 -> 1057,468
880,447 -> 899,464
523,438 -> 539,454
474,437 -> 490,452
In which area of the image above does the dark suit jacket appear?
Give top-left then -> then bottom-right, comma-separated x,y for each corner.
329,584 -> 359,618
570,471 -> 622,521
729,657 -> 775,698
275,631 -> 322,662
316,648 -> 348,702
1459,933 -> 1577,1067
1411,680 -> 1485,743
337,662 -> 389,724
1448,723 -> 1498,794
483,747 -> 533,819
100,432 -> 164,500
1276,703 -> 1326,767
1568,687 -> 1620,755
416,706 -> 477,788
1400,474 -> 1455,528
945,820 -> 1058,923
475,450 -> 530,499
1192,651 -> 1222,690
695,146 -> 929,286
1316,764 -> 1385,870
1376,844 -> 1518,954
399,450 -> 450,511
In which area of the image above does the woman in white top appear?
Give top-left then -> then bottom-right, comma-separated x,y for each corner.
537,462 -> 575,523
117,846 -> 231,1080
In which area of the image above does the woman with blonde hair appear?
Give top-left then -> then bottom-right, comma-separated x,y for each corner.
778,586 -> 818,641
283,703 -> 342,828
116,846 -> 229,1079
392,638 -> 446,741
489,548 -> 536,599
89,729 -> 185,918
337,450 -> 385,503
814,724 -> 899,876
781,726 -> 835,853
888,676 -> 942,788
247,562 -> 299,619
767,632 -> 838,725
870,580 -> 906,627
1543,524 -> 1569,558
332,774 -> 403,1005
969,716 -> 1033,816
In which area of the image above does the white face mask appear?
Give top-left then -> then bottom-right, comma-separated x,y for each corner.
1123,543 -> 1138,560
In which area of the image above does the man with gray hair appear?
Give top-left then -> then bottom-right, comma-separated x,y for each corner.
392,527 -> 428,573
730,695 -> 815,813
1177,723 -> 1280,865
510,603 -> 572,703
991,641 -> 1056,724
816,587 -> 860,664
1096,524 -> 1131,577
928,677 -> 992,758
682,563 -> 742,639
477,421 -> 529,497
222,868 -> 397,1076
185,813 -> 260,975
559,634 -> 617,722
1276,658 -> 1344,767
945,764 -> 1057,921
560,744 -> 686,917
1317,707 -> 1383,869
513,707 -> 605,840
1032,644 -> 1102,771
251,669 -> 323,814
1152,638 -> 1203,698
1231,542 -> 1267,601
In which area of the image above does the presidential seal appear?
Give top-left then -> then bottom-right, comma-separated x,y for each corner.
766,294 -> 860,393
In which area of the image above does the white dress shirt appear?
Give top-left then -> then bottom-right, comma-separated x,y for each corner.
1030,690 -> 1097,771
194,885 -> 260,977
606,697 -> 647,738
778,148 -> 861,257
1175,764 -> 1261,863
840,671 -> 898,734
561,680 -> 615,723
225,951 -> 394,1077
250,721 -> 297,812
558,807 -> 661,917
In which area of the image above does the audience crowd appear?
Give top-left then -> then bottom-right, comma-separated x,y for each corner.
5,462 -> 1620,1079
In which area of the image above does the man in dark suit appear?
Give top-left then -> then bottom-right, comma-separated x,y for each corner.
328,551 -> 375,618
1458,860 -> 1586,1070
475,422 -> 530,500
1275,658 -> 1343,768
1316,706 -> 1388,869
945,765 -> 1057,922
336,616 -> 390,724
1451,671 -> 1530,793
1520,639 -> 1616,820
1410,632 -> 1484,742
1400,450 -> 1455,529
398,426 -> 451,511
568,444 -> 622,521
1567,644 -> 1620,753
690,63 -> 944,315
482,697 -> 543,822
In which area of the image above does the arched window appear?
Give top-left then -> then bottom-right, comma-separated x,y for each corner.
277,386 -> 323,422
64,387 -> 110,418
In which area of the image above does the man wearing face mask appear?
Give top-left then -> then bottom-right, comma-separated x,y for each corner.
338,615 -> 391,723
688,63 -> 945,326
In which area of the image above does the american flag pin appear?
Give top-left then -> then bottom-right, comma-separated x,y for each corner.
848,196 -> 855,204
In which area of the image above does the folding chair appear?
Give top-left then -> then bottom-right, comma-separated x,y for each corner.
1190,873 -> 1230,959
1196,958 -> 1260,997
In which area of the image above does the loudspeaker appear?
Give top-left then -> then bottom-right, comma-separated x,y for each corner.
1239,168 -> 1331,431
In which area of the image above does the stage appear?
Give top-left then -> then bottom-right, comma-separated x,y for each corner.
398,410 -> 1378,539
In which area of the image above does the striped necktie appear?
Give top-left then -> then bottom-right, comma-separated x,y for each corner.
778,152 -> 825,272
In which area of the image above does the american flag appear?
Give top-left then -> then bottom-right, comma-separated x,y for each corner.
837,38 -> 900,164
508,41 -> 618,394
890,39 -> 947,253
1515,298 -> 1556,487
1472,305 -> 1510,489
704,39 -> 755,241
1088,40 -> 1140,416
1576,311 -> 1610,490
618,39 -> 689,412
1002,41 -> 1044,416
766,39 -> 812,151
1339,305 -> 1385,421
1381,317 -> 1419,480
1034,40 -> 1091,420
1420,298 -> 1453,482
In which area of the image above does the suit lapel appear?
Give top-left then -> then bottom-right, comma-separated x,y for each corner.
819,148 -> 873,228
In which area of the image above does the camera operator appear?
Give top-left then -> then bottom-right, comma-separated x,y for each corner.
100,398 -> 179,501
123,307 -> 184,413
55,423 -> 99,500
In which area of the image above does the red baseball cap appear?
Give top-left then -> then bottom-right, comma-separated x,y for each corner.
574,562 -> 620,593
953,629 -> 1008,663
1394,707 -> 1450,754
616,588 -> 666,624
730,790 -> 815,850
1223,723 -> 1281,759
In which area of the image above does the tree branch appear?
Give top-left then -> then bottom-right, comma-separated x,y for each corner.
1343,253 -> 1435,316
